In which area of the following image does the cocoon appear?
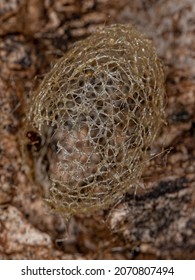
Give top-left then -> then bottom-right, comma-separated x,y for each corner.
26,24 -> 165,218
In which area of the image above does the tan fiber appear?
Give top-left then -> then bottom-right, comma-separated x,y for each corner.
26,24 -> 165,218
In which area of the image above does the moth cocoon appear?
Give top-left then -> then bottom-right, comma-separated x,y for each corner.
26,24 -> 165,218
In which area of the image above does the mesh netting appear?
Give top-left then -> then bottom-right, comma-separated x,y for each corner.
26,24 -> 165,218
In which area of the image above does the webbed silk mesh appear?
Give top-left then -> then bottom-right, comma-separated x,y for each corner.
27,24 -> 165,218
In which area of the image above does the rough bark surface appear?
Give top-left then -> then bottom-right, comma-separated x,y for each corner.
0,0 -> 194,259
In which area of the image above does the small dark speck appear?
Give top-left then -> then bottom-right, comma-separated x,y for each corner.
4,124 -> 18,134
189,122 -> 195,137
16,55 -> 32,68
170,110 -> 191,123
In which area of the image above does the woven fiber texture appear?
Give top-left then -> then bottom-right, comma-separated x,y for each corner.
26,24 -> 165,218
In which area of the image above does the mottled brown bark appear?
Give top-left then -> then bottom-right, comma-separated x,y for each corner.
0,0 -> 194,259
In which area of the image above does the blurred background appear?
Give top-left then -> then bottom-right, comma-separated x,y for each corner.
0,0 -> 194,259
